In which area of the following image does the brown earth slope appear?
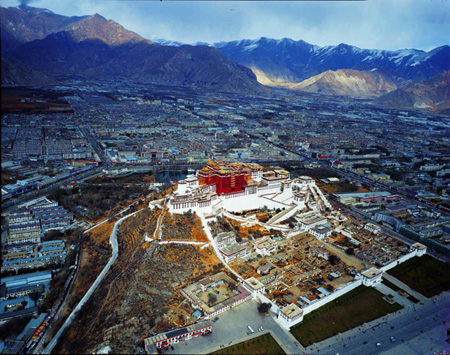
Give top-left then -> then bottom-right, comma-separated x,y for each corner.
376,70 -> 450,114
54,209 -> 224,354
291,69 -> 397,98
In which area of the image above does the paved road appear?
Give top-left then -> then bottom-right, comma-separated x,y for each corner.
326,164 -> 449,218
380,321 -> 450,355
311,291 -> 450,355
31,244 -> 81,354
80,125 -> 109,166
153,198 -> 167,240
199,211 -> 242,281
374,283 -> 413,308
382,274 -> 427,303
332,199 -> 416,248
42,209 -> 141,354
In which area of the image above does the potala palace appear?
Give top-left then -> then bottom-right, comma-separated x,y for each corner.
167,161 -> 331,216
148,160 -> 428,332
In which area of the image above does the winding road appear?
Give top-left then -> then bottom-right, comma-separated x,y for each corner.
199,212 -> 243,281
42,209 -> 141,354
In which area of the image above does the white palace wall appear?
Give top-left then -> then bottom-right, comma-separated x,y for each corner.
302,279 -> 363,316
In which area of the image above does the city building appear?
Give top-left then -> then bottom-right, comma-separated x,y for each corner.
361,268 -> 383,287
364,223 -> 381,235
144,321 -> 212,353
219,242 -> 251,263
1,271 -> 52,299
242,277 -> 266,298
180,272 -> 251,319
278,303 -> 304,329
252,236 -> 277,255
164,161 -> 311,215
214,232 -> 236,249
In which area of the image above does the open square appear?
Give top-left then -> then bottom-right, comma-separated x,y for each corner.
290,286 -> 402,347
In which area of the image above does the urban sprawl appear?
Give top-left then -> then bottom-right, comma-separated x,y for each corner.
1,80 -> 450,354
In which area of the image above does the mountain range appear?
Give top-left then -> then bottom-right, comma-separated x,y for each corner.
0,5 -> 263,94
213,37 -> 450,84
1,59 -> 57,86
1,5 -> 449,109
375,71 -> 450,113
0,5 -> 148,49
154,37 -> 449,83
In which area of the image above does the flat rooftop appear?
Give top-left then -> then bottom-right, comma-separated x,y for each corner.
244,277 -> 265,290
362,267 -> 382,279
280,303 -> 303,319
220,243 -> 247,256
145,320 -> 212,345
412,242 -> 426,250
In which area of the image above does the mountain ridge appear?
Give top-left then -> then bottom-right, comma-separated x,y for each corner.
291,69 -> 398,98
2,5 -> 448,101
154,37 -> 449,85
1,5 -> 264,94
375,71 -> 450,114
213,37 -> 450,83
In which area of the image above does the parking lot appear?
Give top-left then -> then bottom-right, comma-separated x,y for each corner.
164,300 -> 300,354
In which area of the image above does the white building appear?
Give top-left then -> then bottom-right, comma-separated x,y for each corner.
253,236 -> 277,256
215,232 -> 236,249
296,212 -> 327,231
219,243 -> 251,263
410,242 -> 427,256
361,268 -> 383,287
277,303 -> 304,329
162,163 -> 314,215
309,224 -> 333,240
364,223 -> 381,235
242,277 -> 266,299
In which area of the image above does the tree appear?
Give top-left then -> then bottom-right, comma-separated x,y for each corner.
227,282 -> 237,292
207,293 -> 217,306
328,255 -> 340,265
29,291 -> 41,304
345,247 -> 355,255
258,302 -> 272,314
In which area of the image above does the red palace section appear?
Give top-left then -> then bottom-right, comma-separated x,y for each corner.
197,161 -> 254,195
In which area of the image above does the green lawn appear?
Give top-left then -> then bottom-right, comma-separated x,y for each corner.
382,278 -> 402,292
211,333 -> 285,355
387,255 -> 450,298
291,286 -> 402,347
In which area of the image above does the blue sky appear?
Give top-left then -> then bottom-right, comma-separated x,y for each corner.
2,0 -> 449,51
